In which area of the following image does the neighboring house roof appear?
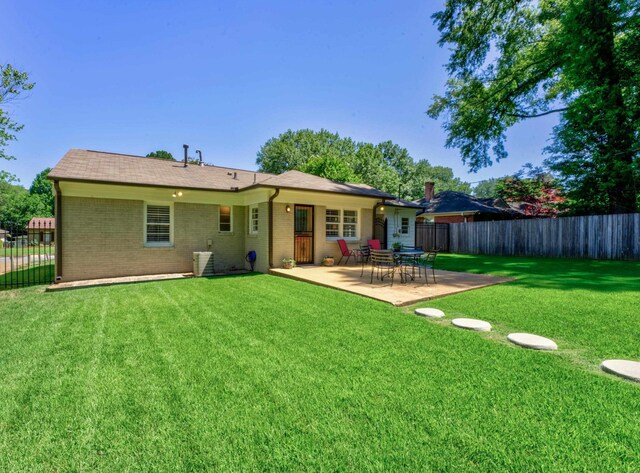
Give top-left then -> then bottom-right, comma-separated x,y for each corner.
0,228 -> 8,235
253,170 -> 393,199
49,149 -> 394,199
28,217 -> 56,229
415,191 -> 522,217
381,198 -> 424,209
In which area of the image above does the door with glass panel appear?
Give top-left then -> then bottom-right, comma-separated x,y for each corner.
294,205 -> 314,264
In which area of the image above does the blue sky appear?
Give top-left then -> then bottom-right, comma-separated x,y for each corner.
2,0 -> 558,188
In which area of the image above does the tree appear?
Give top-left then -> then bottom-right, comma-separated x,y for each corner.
256,129 -> 472,200
257,129 -> 356,175
0,178 -> 50,226
1,64 -> 35,164
302,156 -> 360,183
29,168 -> 54,216
146,150 -> 175,160
406,160 -> 472,200
473,178 -> 500,198
496,173 -> 565,217
429,0 -> 640,214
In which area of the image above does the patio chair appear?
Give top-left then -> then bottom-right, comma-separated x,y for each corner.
367,239 -> 382,251
359,244 -> 371,277
370,249 -> 396,286
337,239 -> 361,265
414,251 -> 438,285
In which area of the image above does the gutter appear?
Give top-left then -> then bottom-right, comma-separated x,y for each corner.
53,181 -> 62,282
268,188 -> 280,268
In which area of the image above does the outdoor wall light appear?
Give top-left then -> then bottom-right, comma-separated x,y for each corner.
172,190 -> 183,198
379,206 -> 385,212
286,205 -> 291,213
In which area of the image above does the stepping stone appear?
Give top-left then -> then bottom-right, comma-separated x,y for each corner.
601,360 -> 640,383
415,308 -> 445,318
451,318 -> 492,332
507,333 -> 558,351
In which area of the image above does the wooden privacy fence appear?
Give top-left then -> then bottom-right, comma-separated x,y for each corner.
449,213 -> 640,260
415,222 -> 450,252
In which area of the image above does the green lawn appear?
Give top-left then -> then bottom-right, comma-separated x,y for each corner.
0,263 -> 54,289
1,261 -> 639,471
1,245 -> 55,257
426,254 -> 640,362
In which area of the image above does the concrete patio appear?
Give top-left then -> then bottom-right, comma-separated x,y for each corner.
270,264 -> 513,306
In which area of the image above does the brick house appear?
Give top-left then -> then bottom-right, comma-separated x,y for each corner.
414,182 -> 522,224
27,217 -> 56,244
48,149 -> 412,282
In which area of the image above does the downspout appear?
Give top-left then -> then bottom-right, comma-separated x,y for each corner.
53,181 -> 63,282
268,188 -> 280,268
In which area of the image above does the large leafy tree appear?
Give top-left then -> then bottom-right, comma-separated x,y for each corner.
0,168 -> 54,226
257,129 -> 471,200
29,168 -> 54,216
1,64 -> 35,176
257,129 -> 356,175
429,0 -> 640,214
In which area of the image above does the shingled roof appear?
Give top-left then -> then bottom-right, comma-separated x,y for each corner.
415,191 -> 522,217
28,217 -> 55,229
49,149 -> 394,198
251,170 -> 393,198
48,149 -> 274,191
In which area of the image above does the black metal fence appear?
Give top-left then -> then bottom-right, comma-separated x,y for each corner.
1,220 -> 55,289
415,222 -> 450,252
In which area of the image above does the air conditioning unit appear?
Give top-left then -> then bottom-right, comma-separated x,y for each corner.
193,252 -> 214,277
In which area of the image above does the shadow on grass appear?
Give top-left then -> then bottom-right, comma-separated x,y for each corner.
0,264 -> 54,290
436,254 -> 640,293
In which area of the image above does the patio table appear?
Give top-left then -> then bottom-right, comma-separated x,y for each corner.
394,250 -> 424,283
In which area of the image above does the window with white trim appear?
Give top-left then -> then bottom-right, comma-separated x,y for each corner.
401,217 -> 409,234
249,205 -> 259,234
145,204 -> 172,246
326,209 -> 340,237
325,209 -> 359,239
219,206 -> 232,232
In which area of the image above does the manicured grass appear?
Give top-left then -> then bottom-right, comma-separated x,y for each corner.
424,254 -> 640,362
0,263 -> 54,289
1,245 -> 55,257
1,271 -> 639,471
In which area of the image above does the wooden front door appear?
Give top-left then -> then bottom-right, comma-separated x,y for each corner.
294,205 -> 314,264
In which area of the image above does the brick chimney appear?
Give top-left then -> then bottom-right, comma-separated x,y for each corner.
424,181 -> 435,201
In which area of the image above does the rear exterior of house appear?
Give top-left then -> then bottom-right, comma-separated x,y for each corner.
49,149 -> 396,282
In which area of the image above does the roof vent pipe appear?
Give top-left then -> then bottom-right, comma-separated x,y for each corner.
183,144 -> 189,168
196,149 -> 203,167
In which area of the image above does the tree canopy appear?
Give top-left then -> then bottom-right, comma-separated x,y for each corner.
496,173 -> 565,218
0,168 -> 54,226
146,150 -> 175,161
429,0 -> 640,214
1,64 -> 35,175
473,178 -> 500,198
257,129 -> 471,200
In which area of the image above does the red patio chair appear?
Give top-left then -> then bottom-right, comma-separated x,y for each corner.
367,239 -> 381,250
337,239 -> 357,265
